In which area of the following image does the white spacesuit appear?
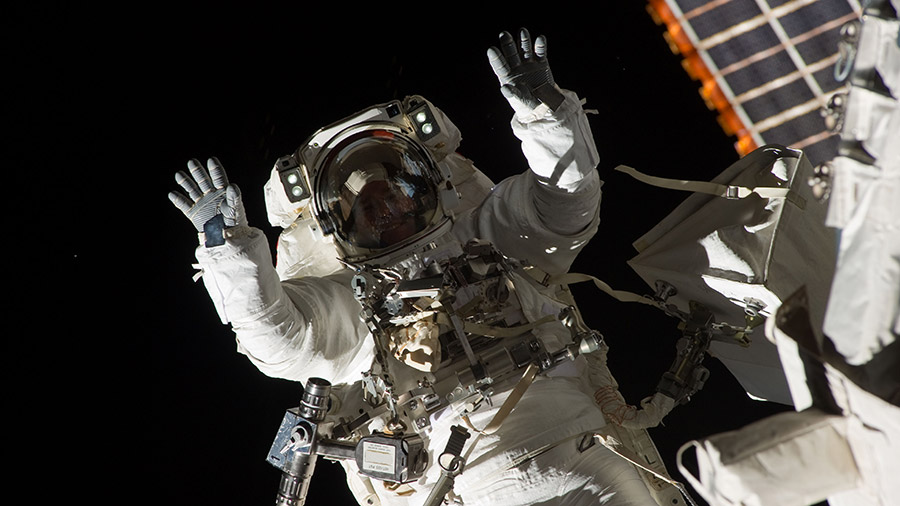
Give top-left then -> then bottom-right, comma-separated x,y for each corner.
170,29 -> 671,506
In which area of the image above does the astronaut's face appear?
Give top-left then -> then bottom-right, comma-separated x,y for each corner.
350,180 -> 420,248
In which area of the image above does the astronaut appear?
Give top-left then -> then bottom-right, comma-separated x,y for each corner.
169,29 -> 670,506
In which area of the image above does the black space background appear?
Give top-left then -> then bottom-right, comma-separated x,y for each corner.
11,3 -> 800,505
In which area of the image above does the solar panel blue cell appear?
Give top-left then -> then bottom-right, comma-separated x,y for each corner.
741,78 -> 817,123
798,134 -> 840,167
762,109 -> 831,147
724,50 -> 798,96
707,23 -> 781,68
778,0 -> 853,39
662,0 -> 852,165
672,0 -> 711,14
795,27 -> 843,66
690,0 -> 763,41
814,65 -> 846,94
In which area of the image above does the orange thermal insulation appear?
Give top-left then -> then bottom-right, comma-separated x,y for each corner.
646,0 -> 758,156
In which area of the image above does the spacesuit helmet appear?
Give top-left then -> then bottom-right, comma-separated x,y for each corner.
274,96 -> 461,265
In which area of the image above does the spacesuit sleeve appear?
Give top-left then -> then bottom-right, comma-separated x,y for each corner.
194,226 -> 374,385
477,89 -> 602,275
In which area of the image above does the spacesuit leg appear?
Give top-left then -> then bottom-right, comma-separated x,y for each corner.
553,440 -> 658,506
460,437 -> 657,506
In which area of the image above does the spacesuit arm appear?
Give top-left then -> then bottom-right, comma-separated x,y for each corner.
485,29 -> 602,235
477,89 -> 602,275
194,225 -> 374,385
511,87 -> 602,231
512,88 -> 601,194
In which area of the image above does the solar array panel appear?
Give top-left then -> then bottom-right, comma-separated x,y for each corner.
649,0 -> 863,166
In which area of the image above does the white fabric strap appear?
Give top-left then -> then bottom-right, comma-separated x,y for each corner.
674,440 -> 716,506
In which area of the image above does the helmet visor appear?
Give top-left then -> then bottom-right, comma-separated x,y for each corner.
318,130 -> 439,250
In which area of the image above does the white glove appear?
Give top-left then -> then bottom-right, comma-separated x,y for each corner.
487,28 -> 565,121
168,157 -> 247,246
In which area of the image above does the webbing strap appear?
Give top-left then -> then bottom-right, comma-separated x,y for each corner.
444,363 -> 542,504
462,314 -> 557,338
524,268 -> 661,309
615,165 -> 806,208
461,362 -> 541,440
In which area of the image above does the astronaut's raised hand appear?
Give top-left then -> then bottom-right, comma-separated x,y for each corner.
168,157 -> 248,247
487,28 -> 566,121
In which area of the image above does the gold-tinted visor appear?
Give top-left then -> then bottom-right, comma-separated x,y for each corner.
317,130 -> 439,251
